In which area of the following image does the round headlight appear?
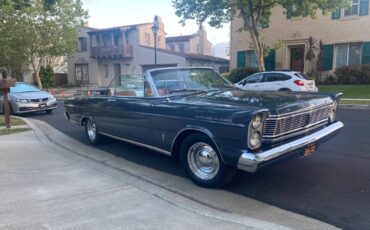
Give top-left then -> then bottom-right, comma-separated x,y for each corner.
252,114 -> 262,129
249,131 -> 261,148
329,101 -> 338,123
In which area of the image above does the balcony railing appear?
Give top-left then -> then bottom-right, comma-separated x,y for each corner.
90,45 -> 133,59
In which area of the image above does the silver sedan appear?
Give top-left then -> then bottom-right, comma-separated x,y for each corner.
0,82 -> 57,114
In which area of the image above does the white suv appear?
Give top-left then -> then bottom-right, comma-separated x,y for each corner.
235,71 -> 318,92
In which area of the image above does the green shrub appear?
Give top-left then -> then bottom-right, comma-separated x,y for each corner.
360,64 -> 370,83
323,75 -> 338,85
227,67 -> 259,83
334,65 -> 364,84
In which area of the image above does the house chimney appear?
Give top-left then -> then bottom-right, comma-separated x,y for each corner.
198,25 -> 206,55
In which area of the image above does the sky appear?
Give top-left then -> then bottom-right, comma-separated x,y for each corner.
81,0 -> 230,56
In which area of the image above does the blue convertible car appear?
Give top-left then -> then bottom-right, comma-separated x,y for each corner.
65,67 -> 343,188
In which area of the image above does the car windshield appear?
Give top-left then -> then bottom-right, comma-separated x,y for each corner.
10,83 -> 40,93
149,68 -> 232,96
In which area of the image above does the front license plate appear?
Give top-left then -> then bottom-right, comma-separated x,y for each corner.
39,103 -> 46,108
304,143 -> 317,157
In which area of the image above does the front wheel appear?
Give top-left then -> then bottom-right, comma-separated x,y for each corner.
85,117 -> 106,145
180,134 -> 236,188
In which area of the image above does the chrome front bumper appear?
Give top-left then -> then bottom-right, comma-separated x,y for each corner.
237,121 -> 344,173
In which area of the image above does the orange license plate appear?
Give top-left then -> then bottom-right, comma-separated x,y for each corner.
304,144 -> 317,157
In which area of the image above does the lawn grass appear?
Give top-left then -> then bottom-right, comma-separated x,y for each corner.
0,128 -> 31,136
340,100 -> 370,105
318,85 -> 370,99
0,116 -> 26,126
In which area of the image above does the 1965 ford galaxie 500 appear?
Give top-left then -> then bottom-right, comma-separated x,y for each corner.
64,67 -> 343,188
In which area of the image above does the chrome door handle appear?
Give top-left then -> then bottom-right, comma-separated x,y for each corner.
107,99 -> 116,102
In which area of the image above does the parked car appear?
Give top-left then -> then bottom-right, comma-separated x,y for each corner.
0,82 -> 57,114
64,67 -> 343,188
235,70 -> 318,92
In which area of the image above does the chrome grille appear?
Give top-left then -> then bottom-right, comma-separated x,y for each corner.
263,105 -> 332,140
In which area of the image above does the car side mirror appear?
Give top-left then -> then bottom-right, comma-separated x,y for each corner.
242,80 -> 247,86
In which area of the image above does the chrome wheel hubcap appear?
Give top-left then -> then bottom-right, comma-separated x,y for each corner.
187,142 -> 220,180
87,119 -> 97,140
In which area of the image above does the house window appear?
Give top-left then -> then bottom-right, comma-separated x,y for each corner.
335,43 -> 362,68
178,43 -> 185,53
77,37 -> 87,52
344,0 -> 360,17
144,33 -> 151,46
168,44 -> 175,51
237,50 -> 257,68
246,50 -> 258,67
332,0 -> 369,19
103,64 -> 109,78
75,64 -> 88,81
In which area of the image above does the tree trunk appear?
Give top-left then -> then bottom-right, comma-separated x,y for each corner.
249,27 -> 266,72
31,54 -> 43,89
34,71 -> 42,89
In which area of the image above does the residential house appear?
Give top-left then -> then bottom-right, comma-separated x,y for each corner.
67,17 -> 229,86
166,26 -> 213,56
230,0 -> 370,74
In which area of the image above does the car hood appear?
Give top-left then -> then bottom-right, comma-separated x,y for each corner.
170,89 -> 336,116
10,91 -> 51,100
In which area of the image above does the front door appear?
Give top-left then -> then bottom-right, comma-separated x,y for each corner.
114,64 -> 121,78
290,46 -> 304,72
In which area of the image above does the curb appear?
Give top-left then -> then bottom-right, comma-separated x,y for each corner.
339,104 -> 370,110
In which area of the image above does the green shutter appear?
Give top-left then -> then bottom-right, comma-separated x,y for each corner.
332,9 -> 341,19
362,42 -> 370,64
237,51 -> 246,68
360,0 -> 369,16
287,6 -> 292,19
322,45 -> 334,71
264,49 -> 276,71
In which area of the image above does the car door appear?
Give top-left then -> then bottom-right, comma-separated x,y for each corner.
239,73 -> 264,90
263,73 -> 283,91
105,75 -> 154,145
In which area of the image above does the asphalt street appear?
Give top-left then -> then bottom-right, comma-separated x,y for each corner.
26,101 -> 370,230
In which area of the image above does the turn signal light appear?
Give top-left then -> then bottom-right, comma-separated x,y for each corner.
294,80 -> 305,86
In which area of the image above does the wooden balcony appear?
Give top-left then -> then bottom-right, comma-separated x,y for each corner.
90,45 -> 133,59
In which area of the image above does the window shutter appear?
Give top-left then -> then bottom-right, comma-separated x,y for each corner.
362,42 -> 370,64
264,49 -> 276,71
287,6 -> 292,19
322,45 -> 334,71
237,51 -> 246,68
360,0 -> 369,16
332,9 -> 341,19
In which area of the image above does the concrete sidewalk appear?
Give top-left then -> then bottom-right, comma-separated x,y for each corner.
0,119 -> 339,230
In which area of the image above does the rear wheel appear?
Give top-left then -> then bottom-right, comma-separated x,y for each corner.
85,117 -> 106,145
180,134 -> 236,188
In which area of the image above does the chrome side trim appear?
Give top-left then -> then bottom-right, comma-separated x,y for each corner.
237,121 -> 344,173
99,131 -> 172,156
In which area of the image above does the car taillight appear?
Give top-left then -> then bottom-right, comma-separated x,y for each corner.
294,80 -> 304,86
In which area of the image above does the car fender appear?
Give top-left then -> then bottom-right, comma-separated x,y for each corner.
171,125 -> 226,163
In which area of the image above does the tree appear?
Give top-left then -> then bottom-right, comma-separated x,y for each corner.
172,0 -> 350,71
0,0 -> 88,88
0,1 -> 30,77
